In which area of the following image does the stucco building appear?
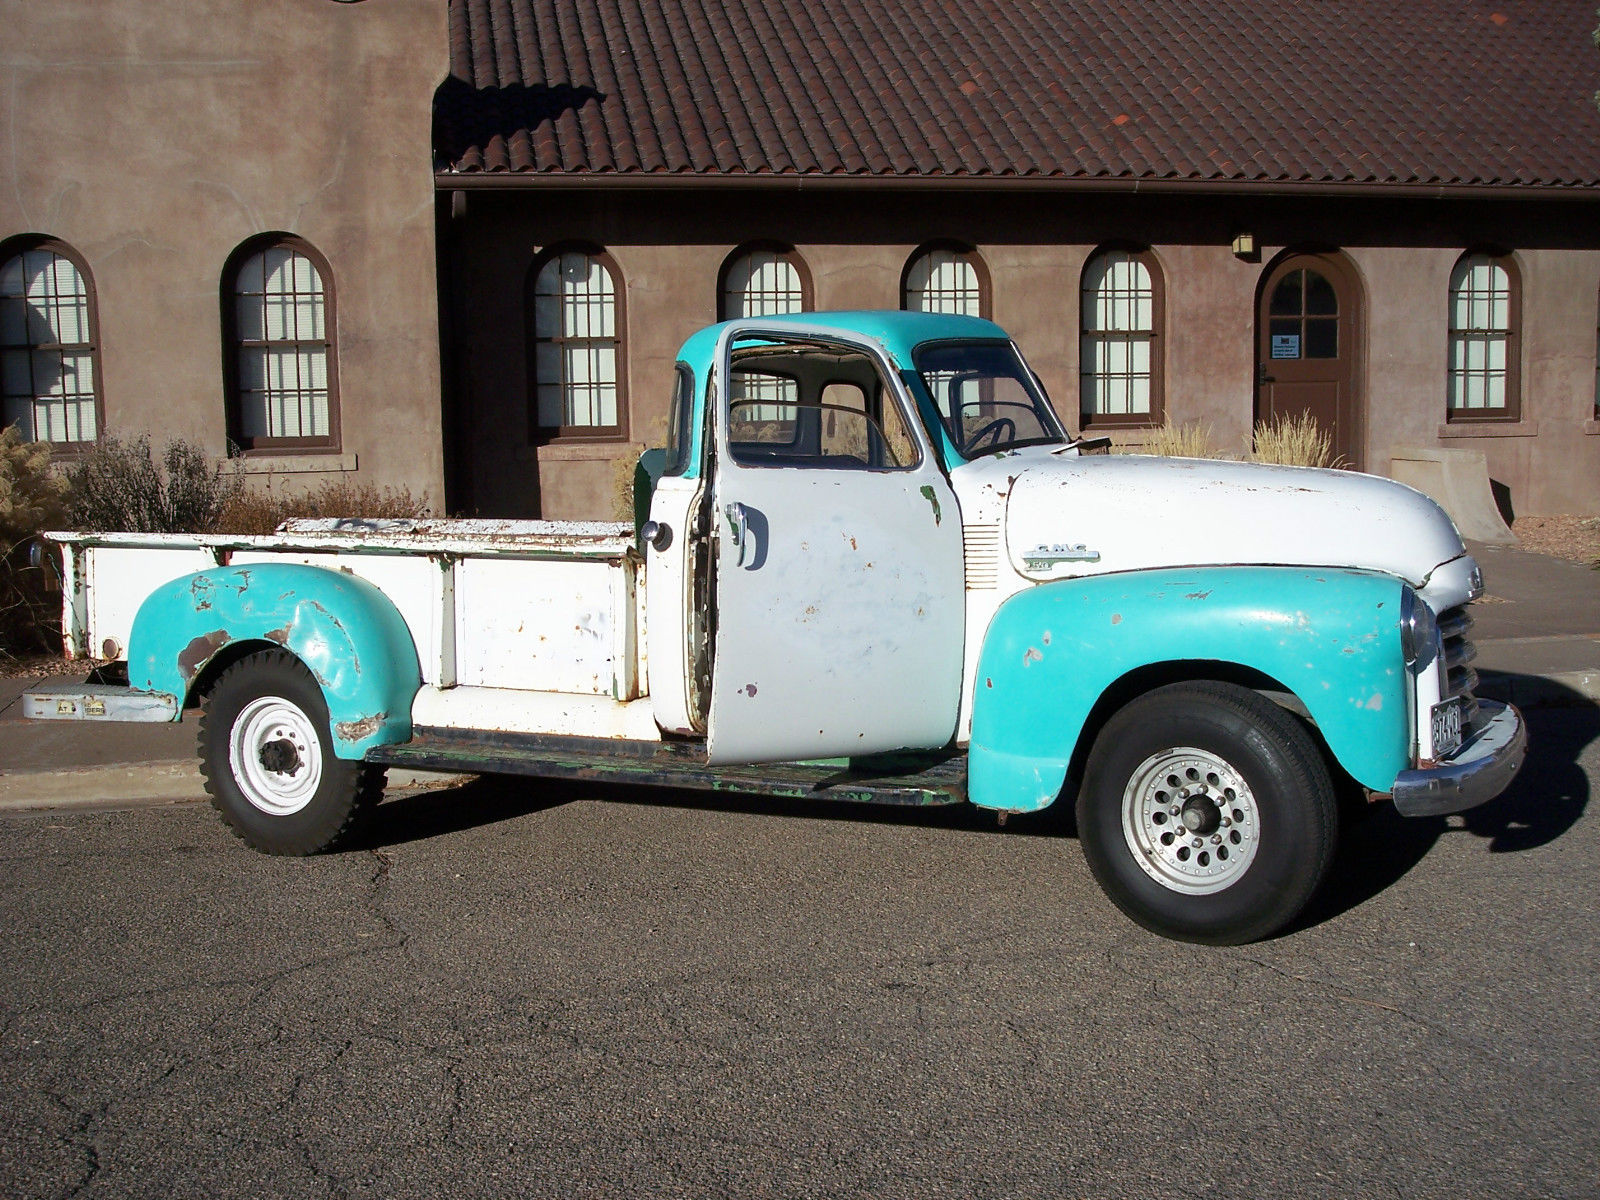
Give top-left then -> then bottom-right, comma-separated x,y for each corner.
6,0 -> 1600,521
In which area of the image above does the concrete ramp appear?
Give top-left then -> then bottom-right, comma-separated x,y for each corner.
1388,446 -> 1518,545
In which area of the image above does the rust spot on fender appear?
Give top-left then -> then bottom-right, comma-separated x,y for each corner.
1023,647 -> 1043,665
335,713 -> 385,743
742,683 -> 758,697
1185,590 -> 1212,600
178,630 -> 230,681
1111,613 -> 1123,625
264,624 -> 291,645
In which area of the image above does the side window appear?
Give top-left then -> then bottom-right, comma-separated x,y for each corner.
720,244 -> 810,420
225,236 -> 338,451
662,364 -> 695,476
1,238 -> 102,446
727,344 -> 918,471
1446,251 -> 1520,422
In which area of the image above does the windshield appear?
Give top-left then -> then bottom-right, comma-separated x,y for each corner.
913,341 -> 1068,457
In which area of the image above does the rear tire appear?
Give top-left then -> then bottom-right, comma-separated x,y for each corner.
199,649 -> 385,855
1077,681 -> 1337,945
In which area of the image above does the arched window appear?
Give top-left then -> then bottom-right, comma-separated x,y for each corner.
1080,247 -> 1164,427
902,243 -> 987,317
1447,251 -> 1520,422
225,237 -> 338,451
719,244 -> 810,321
1,238 -> 102,445
529,247 -> 624,437
720,245 -> 810,417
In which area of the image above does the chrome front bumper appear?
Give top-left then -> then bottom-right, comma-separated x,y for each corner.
1391,700 -> 1527,818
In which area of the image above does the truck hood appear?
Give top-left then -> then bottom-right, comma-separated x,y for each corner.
966,449 -> 1475,604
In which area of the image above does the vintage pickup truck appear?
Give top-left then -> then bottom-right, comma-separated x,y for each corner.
26,310 -> 1526,944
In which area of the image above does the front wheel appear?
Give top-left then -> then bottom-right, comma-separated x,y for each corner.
199,649 -> 385,855
1077,682 -> 1337,944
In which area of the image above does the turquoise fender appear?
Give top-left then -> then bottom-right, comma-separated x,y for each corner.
127,563 -> 421,760
969,566 -> 1411,812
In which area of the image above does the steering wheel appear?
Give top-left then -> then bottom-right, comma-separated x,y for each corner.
961,417 -> 1016,454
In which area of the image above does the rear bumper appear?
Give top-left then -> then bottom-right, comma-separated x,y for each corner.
1391,700 -> 1527,818
22,681 -> 179,723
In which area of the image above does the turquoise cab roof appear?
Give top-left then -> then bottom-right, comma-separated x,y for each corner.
674,310 -> 1009,369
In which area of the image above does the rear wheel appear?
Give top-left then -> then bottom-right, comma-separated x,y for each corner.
1077,681 -> 1337,944
199,649 -> 385,855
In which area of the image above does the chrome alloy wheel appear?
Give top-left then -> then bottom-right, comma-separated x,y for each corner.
1121,747 -> 1260,894
228,695 -> 324,816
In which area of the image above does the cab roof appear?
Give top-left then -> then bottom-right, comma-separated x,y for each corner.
674,310 -> 1008,370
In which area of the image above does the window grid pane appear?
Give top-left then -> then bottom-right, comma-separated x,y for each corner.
0,248 -> 97,443
1081,251 -> 1156,419
724,251 -> 805,419
234,246 -> 333,441
905,249 -> 982,316
1447,255 -> 1512,413
534,252 -> 620,431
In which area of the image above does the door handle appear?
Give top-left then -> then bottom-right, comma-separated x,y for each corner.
1257,363 -> 1276,385
723,502 -> 750,567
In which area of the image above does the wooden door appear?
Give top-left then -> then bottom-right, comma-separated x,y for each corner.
1257,254 -> 1361,469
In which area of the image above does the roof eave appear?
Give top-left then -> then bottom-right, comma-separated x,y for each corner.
434,171 -> 1600,201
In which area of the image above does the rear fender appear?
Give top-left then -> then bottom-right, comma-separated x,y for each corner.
968,567 -> 1410,811
127,563 -> 421,759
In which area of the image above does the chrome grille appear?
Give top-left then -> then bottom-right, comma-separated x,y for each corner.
964,524 -> 1000,591
1439,603 -> 1481,728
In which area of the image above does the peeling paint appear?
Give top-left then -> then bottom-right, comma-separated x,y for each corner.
264,624 -> 291,645
177,630 -> 229,680
742,683 -> 758,697
1184,589 -> 1212,600
1364,693 -> 1383,711
335,713 -> 385,742
919,484 -> 942,525
1111,613 -> 1122,625
1023,647 -> 1043,665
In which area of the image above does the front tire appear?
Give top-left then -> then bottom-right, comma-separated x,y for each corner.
1077,682 -> 1337,945
199,649 -> 385,855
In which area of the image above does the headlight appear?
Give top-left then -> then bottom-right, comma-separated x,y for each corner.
1400,587 -> 1440,668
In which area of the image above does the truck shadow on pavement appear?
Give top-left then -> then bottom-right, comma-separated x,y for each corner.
359,685 -> 1595,938
1293,692 -> 1595,934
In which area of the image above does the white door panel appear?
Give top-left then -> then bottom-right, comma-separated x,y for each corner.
706,323 -> 964,764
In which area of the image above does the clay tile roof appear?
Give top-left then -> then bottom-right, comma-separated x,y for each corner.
434,0 -> 1600,191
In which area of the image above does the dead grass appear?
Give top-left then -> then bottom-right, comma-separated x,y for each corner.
1115,419 -> 1227,459
215,480 -> 430,535
1250,411 -> 1346,469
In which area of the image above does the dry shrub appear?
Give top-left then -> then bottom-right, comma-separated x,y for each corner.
1250,411 -> 1345,468
64,433 -> 243,533
215,478 -> 431,535
0,426 -> 70,660
1115,418 -> 1229,459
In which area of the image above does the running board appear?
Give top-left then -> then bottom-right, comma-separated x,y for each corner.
367,729 -> 968,806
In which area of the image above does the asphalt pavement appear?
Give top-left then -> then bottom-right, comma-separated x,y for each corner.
0,539 -> 1595,809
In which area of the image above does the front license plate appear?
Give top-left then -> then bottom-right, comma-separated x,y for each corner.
1431,698 -> 1463,759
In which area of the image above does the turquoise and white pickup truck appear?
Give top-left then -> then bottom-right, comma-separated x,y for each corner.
27,311 -> 1526,944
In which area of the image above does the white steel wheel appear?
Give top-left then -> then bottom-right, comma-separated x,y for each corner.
1077,681 -> 1337,945
228,695 -> 324,816
1120,746 -> 1261,895
199,649 -> 384,856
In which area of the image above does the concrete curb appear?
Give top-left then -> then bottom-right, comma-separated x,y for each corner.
0,762 -> 469,812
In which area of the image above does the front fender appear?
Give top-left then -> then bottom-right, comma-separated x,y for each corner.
969,567 -> 1410,811
127,563 -> 421,759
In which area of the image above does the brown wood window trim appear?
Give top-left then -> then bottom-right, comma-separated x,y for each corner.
1445,250 -> 1521,424
1079,245 -> 1166,429
0,236 -> 105,450
900,241 -> 991,319
528,246 -> 629,443
223,235 -> 341,454
717,242 -> 813,323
